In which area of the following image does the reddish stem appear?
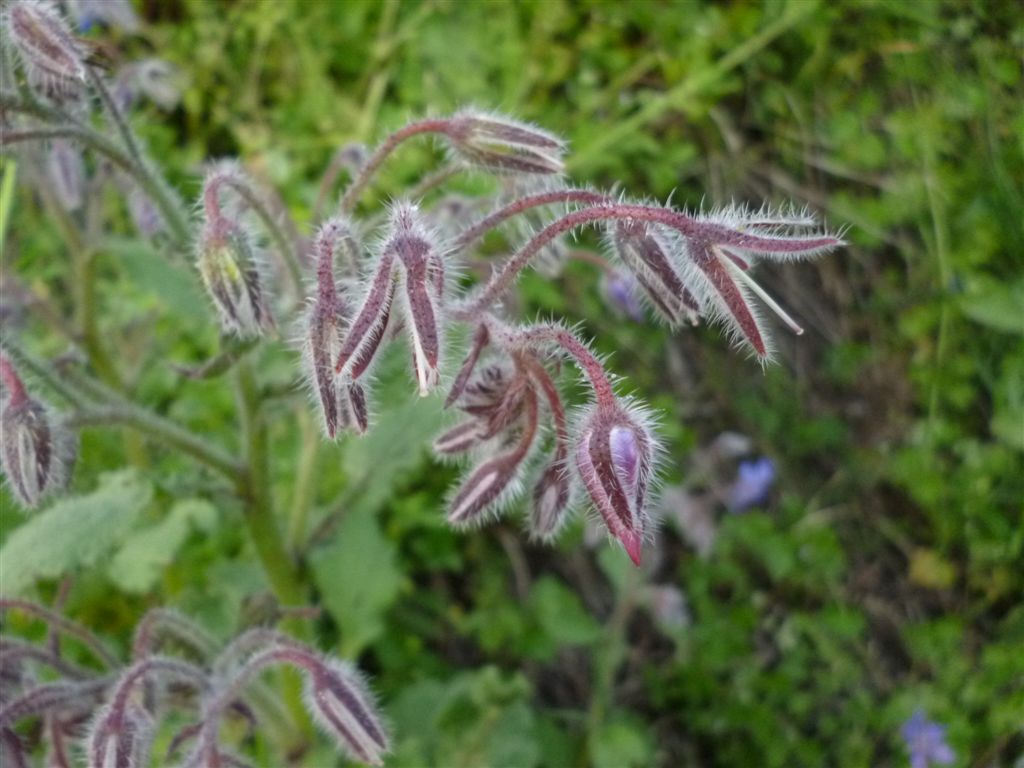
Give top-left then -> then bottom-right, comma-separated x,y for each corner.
453,188 -> 611,253
338,119 -> 453,214
510,325 -> 616,408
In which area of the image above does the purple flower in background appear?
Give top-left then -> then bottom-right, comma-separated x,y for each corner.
901,711 -> 955,768
727,457 -> 775,512
602,268 -> 645,321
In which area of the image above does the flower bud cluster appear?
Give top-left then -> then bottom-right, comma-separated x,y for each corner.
0,601 -> 389,768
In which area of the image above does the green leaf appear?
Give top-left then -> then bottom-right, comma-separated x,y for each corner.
108,499 -> 218,594
958,279 -> 1024,335
529,576 -> 602,647
0,470 -> 153,595
310,503 -> 402,656
589,714 -> 654,768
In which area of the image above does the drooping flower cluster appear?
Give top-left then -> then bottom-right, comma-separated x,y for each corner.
182,112 -> 843,566
0,600 -> 390,767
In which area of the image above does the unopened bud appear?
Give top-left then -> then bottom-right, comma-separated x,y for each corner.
610,222 -> 700,326
305,661 -> 389,767
387,203 -> 445,396
196,223 -> 272,338
529,459 -> 573,540
574,400 -> 659,566
1,356 -> 72,509
446,109 -> 565,176
5,1 -> 87,91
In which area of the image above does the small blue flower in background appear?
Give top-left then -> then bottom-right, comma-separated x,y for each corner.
727,457 -> 776,512
901,710 -> 955,768
601,268 -> 645,322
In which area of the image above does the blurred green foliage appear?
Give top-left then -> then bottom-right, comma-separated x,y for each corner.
2,0 -> 1022,766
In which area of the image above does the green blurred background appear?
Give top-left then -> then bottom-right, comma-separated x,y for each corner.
2,0 -> 1022,766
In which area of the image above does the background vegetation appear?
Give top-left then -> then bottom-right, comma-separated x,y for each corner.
2,0 -> 1022,766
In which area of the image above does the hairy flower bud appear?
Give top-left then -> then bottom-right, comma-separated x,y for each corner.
304,219 -> 370,437
1,357 -> 72,509
609,222 -> 699,326
305,661 -> 389,767
387,203 -> 445,396
529,458 -> 573,540
5,1 -> 87,91
574,400 -> 659,565
196,223 -> 272,338
446,109 -> 566,176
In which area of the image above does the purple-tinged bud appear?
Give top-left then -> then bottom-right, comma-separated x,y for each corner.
304,660 -> 389,767
446,109 -> 566,176
609,222 -> 700,326
447,389 -> 538,527
45,140 -> 84,212
195,222 -> 272,338
529,458 -> 573,540
432,420 -> 483,456
5,1 -> 87,91
86,703 -> 154,768
0,356 -> 73,509
574,400 -> 659,566
303,219 -> 371,438
387,203 -> 445,396
601,268 -> 645,322
334,250 -> 396,380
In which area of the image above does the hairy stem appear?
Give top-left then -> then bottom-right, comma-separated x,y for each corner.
233,360 -> 305,605
0,599 -> 117,668
338,118 -> 451,214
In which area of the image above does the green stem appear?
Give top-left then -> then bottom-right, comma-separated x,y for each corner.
70,406 -> 240,481
85,64 -> 147,172
287,407 -> 319,554
233,360 -> 305,605
0,341 -> 90,408
584,566 -> 640,764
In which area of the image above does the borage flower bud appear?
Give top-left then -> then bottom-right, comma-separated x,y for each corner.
609,221 -> 700,326
574,399 -> 660,566
387,202 -> 445,396
0,355 -> 73,509
195,222 -> 272,338
530,458 -> 573,541
303,219 -> 370,438
447,388 -> 538,527
446,109 -> 566,176
304,660 -> 389,767
5,1 -> 87,91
